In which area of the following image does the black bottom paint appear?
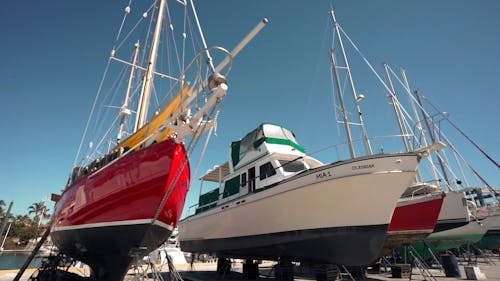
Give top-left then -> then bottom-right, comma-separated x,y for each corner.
181,224 -> 389,266
51,223 -> 170,281
433,219 -> 469,233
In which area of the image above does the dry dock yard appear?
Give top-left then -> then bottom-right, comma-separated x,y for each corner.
2,255 -> 500,281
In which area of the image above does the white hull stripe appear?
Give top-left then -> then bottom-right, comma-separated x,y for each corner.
51,219 -> 173,232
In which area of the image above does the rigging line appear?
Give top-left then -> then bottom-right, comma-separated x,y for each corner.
385,65 -> 430,128
386,65 -> 440,134
115,3 -> 155,52
187,14 -> 201,69
303,13 -> 330,135
86,113 -> 122,164
191,110 -> 220,184
150,80 -> 160,109
450,140 -> 472,188
73,58 -> 113,168
148,102 -> 220,233
182,4 -> 188,76
439,140 -> 461,183
91,64 -> 130,144
164,1 -> 183,74
337,26 -> 416,128
137,4 -> 155,72
115,0 -> 134,44
431,144 -> 459,189
189,0 -> 215,72
424,97 -> 499,169
436,122 -> 497,193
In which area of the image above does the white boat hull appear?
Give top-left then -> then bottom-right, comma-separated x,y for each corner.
179,153 -> 419,265
433,191 -> 470,232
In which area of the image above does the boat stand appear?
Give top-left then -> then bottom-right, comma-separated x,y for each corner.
242,259 -> 259,279
166,254 -> 184,281
216,257 -> 232,276
130,251 -> 184,281
312,264 -> 355,281
422,241 -> 444,270
406,245 -> 437,281
27,253 -> 85,281
275,259 -> 294,281
458,244 -> 495,265
472,246 -> 496,265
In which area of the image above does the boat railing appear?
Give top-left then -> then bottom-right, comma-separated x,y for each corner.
309,132 -> 425,162
187,196 -> 221,216
408,182 -> 442,198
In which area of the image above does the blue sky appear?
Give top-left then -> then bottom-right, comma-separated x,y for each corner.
1,1 -> 498,217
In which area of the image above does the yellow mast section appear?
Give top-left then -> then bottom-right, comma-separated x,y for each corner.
116,84 -> 191,150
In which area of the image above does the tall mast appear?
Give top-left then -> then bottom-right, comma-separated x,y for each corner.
117,42 -> 140,143
329,9 -> 372,156
400,68 -> 440,183
415,90 -> 451,187
134,0 -> 167,132
329,49 -> 355,158
383,63 -> 411,151
383,64 -> 423,183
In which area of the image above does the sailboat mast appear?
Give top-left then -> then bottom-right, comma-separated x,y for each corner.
400,68 -> 440,183
329,49 -> 355,158
329,9 -> 372,156
117,42 -> 140,143
134,0 -> 167,132
382,64 -> 424,183
383,63 -> 411,151
415,90 -> 451,187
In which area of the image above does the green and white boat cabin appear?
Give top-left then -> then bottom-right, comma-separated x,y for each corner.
195,123 -> 323,214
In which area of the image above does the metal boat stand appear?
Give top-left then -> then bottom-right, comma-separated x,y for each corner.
421,241 -> 444,270
27,253 -> 85,281
457,244 -> 495,265
129,249 -> 184,281
242,260 -> 259,279
274,259 -> 294,281
405,245 -> 438,281
312,264 -> 355,281
216,257 -> 232,276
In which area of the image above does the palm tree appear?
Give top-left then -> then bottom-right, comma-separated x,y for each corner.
28,201 -> 50,226
15,214 -> 32,226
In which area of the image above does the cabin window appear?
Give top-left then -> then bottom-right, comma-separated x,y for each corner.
279,160 -> 307,173
223,176 -> 240,198
259,162 -> 276,180
241,173 -> 247,187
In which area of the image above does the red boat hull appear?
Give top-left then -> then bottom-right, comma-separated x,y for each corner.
51,139 -> 190,281
379,193 -> 444,256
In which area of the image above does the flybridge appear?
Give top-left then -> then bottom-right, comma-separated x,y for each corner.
192,123 -> 322,215
230,123 -> 305,169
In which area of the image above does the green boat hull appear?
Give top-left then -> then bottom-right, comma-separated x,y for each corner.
475,230 -> 500,250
